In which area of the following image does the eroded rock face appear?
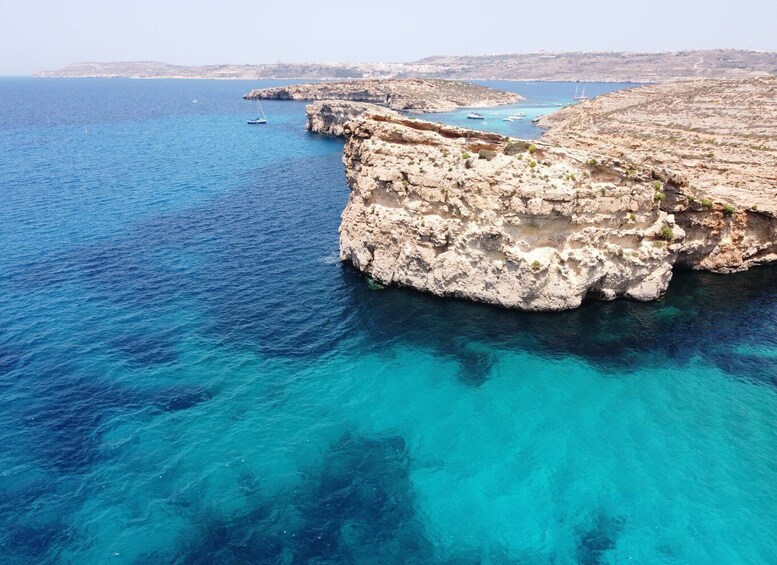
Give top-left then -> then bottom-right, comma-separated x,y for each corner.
245,78 -> 522,113
340,116 -> 681,311
536,78 -> 777,272
306,101 -> 400,136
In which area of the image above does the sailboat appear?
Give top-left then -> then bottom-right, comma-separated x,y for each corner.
247,100 -> 267,125
573,86 -> 588,102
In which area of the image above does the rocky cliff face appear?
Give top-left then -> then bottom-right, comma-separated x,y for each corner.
536,77 -> 777,273
245,79 -> 522,113
306,101 -> 400,136
340,116 -> 681,311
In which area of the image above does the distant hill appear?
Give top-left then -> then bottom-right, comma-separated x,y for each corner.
35,50 -> 777,82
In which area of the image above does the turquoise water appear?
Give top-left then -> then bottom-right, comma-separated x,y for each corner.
425,81 -> 638,137
1,78 -> 776,564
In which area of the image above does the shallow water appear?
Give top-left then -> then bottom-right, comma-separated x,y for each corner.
0,78 -> 776,564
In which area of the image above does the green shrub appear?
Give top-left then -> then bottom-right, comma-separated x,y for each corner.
653,181 -> 663,191
588,158 -> 598,166
687,195 -> 696,203
701,198 -> 714,209
658,224 -> 674,241
752,204 -> 758,211
461,152 -> 471,159
654,192 -> 666,202
478,149 -> 497,161
504,141 -> 530,155
528,160 -> 537,169
629,213 -> 637,222
723,205 -> 735,216
528,144 -> 537,153
531,260 -> 541,271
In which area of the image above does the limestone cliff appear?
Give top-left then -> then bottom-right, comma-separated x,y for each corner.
340,116 -> 682,311
306,101 -> 400,136
536,77 -> 777,273
245,79 -> 521,113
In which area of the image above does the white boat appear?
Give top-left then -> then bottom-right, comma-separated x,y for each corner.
247,100 -> 267,125
467,112 -> 485,120
502,117 -> 514,122
573,86 -> 588,101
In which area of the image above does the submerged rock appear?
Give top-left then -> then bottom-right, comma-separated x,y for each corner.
339,115 -> 681,311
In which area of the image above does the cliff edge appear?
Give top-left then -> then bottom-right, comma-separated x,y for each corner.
340,116 -> 681,311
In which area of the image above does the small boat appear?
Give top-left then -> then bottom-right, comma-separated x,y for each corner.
467,112 -> 485,120
573,86 -> 588,101
247,100 -> 267,125
502,117 -> 514,122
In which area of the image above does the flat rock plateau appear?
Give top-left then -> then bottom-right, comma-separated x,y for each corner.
37,49 -> 777,82
338,78 -> 777,310
244,79 -> 521,113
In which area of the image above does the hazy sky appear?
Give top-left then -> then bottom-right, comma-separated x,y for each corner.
1,0 -> 776,75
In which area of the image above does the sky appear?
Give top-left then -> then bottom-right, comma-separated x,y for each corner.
1,0 -> 776,75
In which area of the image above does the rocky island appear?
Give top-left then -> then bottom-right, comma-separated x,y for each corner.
244,79 -> 522,113
335,78 -> 776,310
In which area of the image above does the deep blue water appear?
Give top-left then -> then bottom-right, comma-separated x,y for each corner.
1,77 -> 776,564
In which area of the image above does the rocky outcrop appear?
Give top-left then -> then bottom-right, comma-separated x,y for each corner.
245,79 -> 521,113
340,116 -> 682,311
536,77 -> 777,273
306,101 -> 400,136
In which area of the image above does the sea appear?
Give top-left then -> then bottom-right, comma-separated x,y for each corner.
0,77 -> 776,564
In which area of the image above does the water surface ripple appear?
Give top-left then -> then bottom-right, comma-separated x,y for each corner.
0,78 -> 776,564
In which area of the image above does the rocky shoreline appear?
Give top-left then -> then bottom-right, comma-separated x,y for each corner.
305,101 -> 400,137
339,116 -> 679,310
331,77 -> 775,310
244,79 -> 521,113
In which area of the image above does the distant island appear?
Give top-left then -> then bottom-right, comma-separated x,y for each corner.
35,49 -> 777,82
243,79 -> 521,113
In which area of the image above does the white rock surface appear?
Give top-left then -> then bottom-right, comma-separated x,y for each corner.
306,101 -> 400,137
340,116 -> 681,311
